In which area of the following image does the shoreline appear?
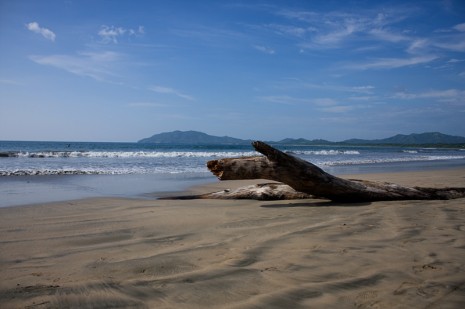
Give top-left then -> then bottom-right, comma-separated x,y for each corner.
1,167 -> 465,308
1,160 -> 465,208
0,172 -> 217,208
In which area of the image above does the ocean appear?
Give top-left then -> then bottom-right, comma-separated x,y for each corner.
1,140 -> 465,207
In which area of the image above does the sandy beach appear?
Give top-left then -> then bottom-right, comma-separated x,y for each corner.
1,168 -> 464,308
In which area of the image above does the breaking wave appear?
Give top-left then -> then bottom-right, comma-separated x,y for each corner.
2,144 -> 464,177
0,150 -> 259,159
2,155 -> 464,176
286,150 -> 360,155
0,166 -> 209,176
322,155 -> 465,166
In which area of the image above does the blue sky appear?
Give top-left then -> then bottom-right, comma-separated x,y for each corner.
1,0 -> 465,142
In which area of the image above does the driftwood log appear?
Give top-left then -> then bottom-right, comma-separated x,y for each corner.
206,141 -> 465,202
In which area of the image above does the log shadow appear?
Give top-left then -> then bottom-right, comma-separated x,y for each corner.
261,201 -> 372,208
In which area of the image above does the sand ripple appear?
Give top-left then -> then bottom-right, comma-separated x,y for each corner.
1,169 -> 465,308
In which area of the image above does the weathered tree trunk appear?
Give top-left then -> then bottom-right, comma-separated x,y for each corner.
207,141 -> 465,202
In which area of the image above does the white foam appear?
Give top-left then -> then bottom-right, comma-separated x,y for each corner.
3,148 -> 465,177
0,166 -> 209,176
288,150 -> 360,155
15,151 -> 259,159
322,155 -> 465,166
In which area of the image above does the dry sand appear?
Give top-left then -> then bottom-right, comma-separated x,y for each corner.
1,168 -> 464,308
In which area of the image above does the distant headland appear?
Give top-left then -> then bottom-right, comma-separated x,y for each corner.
138,130 -> 465,147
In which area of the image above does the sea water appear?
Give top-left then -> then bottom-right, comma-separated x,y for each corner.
1,140 -> 464,207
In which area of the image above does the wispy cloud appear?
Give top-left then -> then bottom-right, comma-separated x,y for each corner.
311,98 -> 356,113
253,45 -> 275,54
434,40 -> 465,52
256,4 -> 465,63
350,85 -> 375,93
260,95 -> 338,106
98,25 -> 144,43
265,24 -> 310,38
430,22 -> 465,52
274,7 -> 412,49
149,85 -> 194,101
259,95 -> 310,105
369,28 -> 410,43
406,38 -> 431,54
313,19 -> 359,46
453,23 -> 465,32
26,22 -> 56,42
260,95 -> 353,112
303,83 -> 375,94
393,88 -> 465,103
30,51 -> 121,81
345,55 -> 438,70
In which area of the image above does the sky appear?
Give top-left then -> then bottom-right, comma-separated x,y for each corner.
1,0 -> 465,142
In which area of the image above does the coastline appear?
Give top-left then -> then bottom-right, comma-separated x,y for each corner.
2,159 -> 464,208
1,168 -> 464,308
0,173 -> 217,208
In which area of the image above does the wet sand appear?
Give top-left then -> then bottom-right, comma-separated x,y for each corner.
1,168 -> 464,308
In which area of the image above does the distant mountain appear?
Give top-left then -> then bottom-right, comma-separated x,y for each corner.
138,130 -> 251,145
139,131 -> 465,146
342,132 -> 465,145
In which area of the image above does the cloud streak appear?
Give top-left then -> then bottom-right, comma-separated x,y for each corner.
260,95 -> 354,113
454,23 -> 465,32
253,45 -> 275,54
30,51 -> 121,81
26,22 -> 56,42
259,95 -> 311,105
149,86 -> 195,101
304,83 -> 376,94
311,98 -> 355,113
393,89 -> 465,104
344,55 -> 438,70
274,7 -> 408,49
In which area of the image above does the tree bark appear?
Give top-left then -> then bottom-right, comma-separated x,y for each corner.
207,141 -> 465,202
